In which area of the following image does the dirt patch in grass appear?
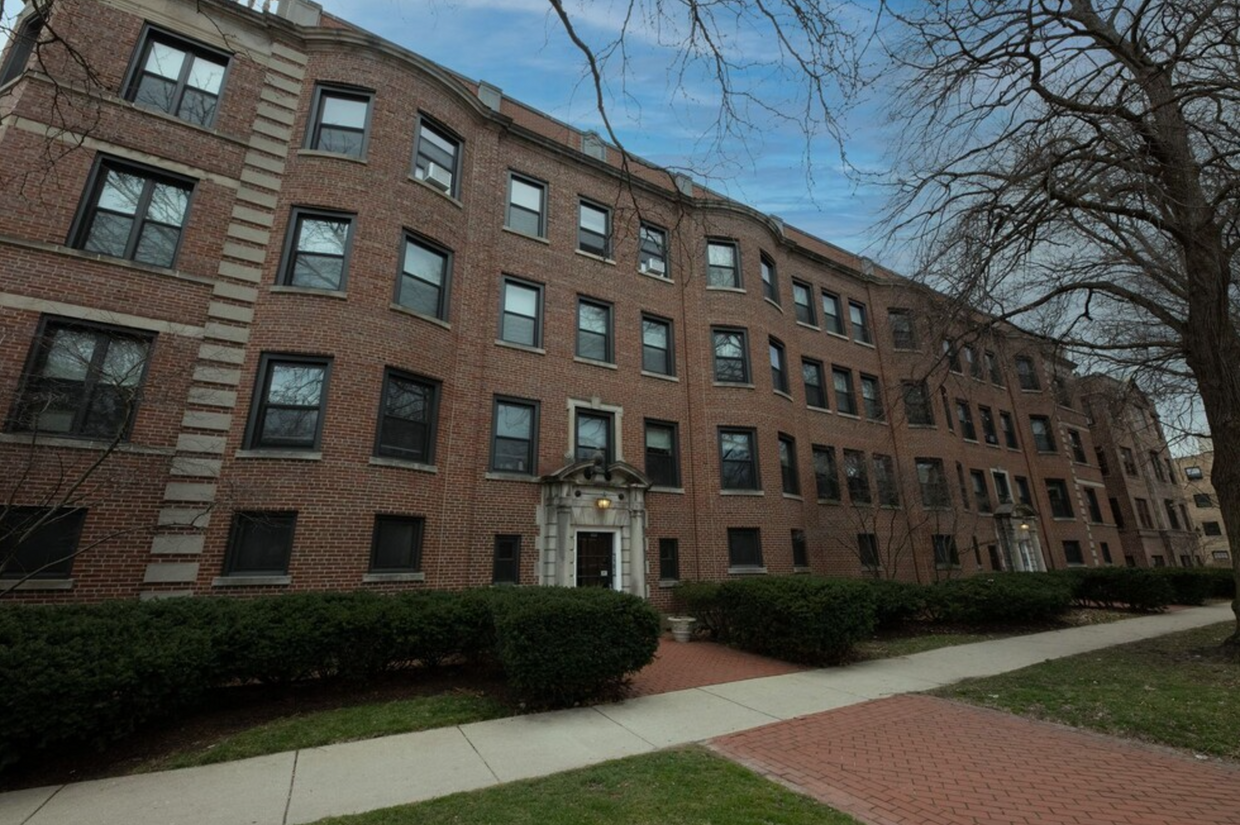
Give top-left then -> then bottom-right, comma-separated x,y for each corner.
0,662 -> 510,792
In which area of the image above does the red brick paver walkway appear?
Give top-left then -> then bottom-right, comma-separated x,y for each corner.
711,694 -> 1240,825
627,637 -> 805,697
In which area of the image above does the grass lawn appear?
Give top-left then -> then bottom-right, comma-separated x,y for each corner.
138,691 -> 510,772
933,622 -> 1240,759
315,748 -> 860,825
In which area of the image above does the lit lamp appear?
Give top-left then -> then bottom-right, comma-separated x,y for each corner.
1019,521 -> 1030,531
595,495 -> 613,510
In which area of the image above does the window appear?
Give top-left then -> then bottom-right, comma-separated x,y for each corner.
576,297 -> 613,363
0,11 -> 43,86
1063,540 -> 1084,566
860,375 -> 884,421
0,507 -> 85,580
641,315 -> 674,376
942,389 -> 954,431
933,534 -> 960,568
1164,500 -> 1181,530
1185,465 -> 1204,480
844,449 -> 871,505
1068,429 -> 1087,463
1204,522 -> 1223,536
1150,451 -> 1166,482
712,328 -> 750,383
979,406 -> 998,444
833,368 -> 857,416
370,515 -> 424,572
820,292 -> 846,335
970,470 -> 992,513
769,339 -> 789,394
491,397 -> 538,474
126,28 -> 228,127
578,200 -> 611,258
779,434 -> 800,495
719,428 -> 760,490
1121,447 -> 1138,476
1212,549 -> 1230,561
375,370 -> 439,463
397,233 -> 451,319
278,209 -> 354,290
728,528 -> 763,568
645,420 -> 680,487
957,463 -> 970,510
858,533 -> 880,569
1053,376 -> 1073,408
956,401 -> 977,441
1166,459 -> 1176,483
223,512 -> 296,576
1194,493 -> 1214,508
507,174 -> 547,237
992,470 -> 1012,504
874,454 -> 899,506
1110,497 -> 1125,529
1015,356 -> 1040,390
499,276 -> 543,348
707,240 -> 740,288
306,85 -> 371,158
943,340 -> 962,373
413,117 -> 460,196
792,281 -> 815,325
985,351 -> 1003,385
964,346 -> 982,379
1085,488 -> 1104,523
1046,479 -> 1073,518
246,355 -> 330,450
639,223 -> 668,276
1152,554 -> 1166,568
791,530 -> 808,568
813,445 -> 841,501
72,158 -> 193,268
659,538 -> 680,581
902,382 -> 933,426
802,359 -> 827,409
761,254 -> 779,303
574,410 -> 613,464
492,535 -> 521,584
889,309 -> 916,349
1101,542 -> 1113,564
9,319 -> 152,440
916,458 -> 950,508
1030,416 -> 1055,452
1096,448 -> 1110,475
1180,503 -> 1190,531
1015,476 -> 1032,506
848,301 -> 871,344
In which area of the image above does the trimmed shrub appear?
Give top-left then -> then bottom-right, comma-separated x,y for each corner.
716,577 -> 876,664
855,578 -> 927,629
1203,567 -> 1237,599
672,581 -> 726,638
930,573 -> 1073,626
491,588 -> 660,706
1073,568 -> 1174,612
1151,568 -> 1215,606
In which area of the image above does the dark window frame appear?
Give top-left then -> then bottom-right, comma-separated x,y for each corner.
727,527 -> 763,568
222,511 -> 297,576
412,113 -> 462,197
778,433 -> 800,495
506,172 -> 548,238
979,405 -> 998,444
917,458 -> 951,508
638,222 -> 669,277
769,337 -> 789,394
843,448 -> 872,505
1063,540 -> 1085,566
492,534 -> 521,584
1015,355 -> 1041,390
1000,410 -> 1018,448
802,358 -> 827,409
874,454 -> 900,507
1046,479 -> 1074,518
0,506 -> 85,580
69,155 -> 196,268
244,353 -> 332,451
644,419 -> 681,488
712,327 -> 751,384
1031,415 -> 1056,453
122,24 -> 231,128
0,10 -> 44,86
902,381 -> 933,426
848,300 -> 872,344
641,313 -> 675,376
369,514 -> 425,573
575,296 -> 614,363
276,206 -> 356,291
822,291 -> 845,335
1085,487 -> 1105,523
760,253 -> 779,304
792,280 -> 816,325
860,374 -> 884,421
956,400 -> 977,441
970,469 -> 992,513
706,238 -> 741,288
888,308 -> 917,350
813,444 -> 841,501
858,533 -> 881,569
490,396 -> 540,475
574,408 -> 614,464
304,83 -> 374,159
395,229 -> 453,320
658,537 -> 680,581
498,275 -> 544,348
833,366 -> 857,416
933,534 -> 960,568
374,368 -> 441,464
791,529 -> 809,568
577,198 -> 612,258
718,427 -> 760,491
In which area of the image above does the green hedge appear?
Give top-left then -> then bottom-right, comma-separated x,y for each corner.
672,580 -> 727,638
1066,568 -> 1175,611
927,573 -> 1073,626
856,578 -> 927,629
0,587 -> 658,772
715,577 -> 876,665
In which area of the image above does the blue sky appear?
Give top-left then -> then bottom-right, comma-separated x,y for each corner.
314,0 -> 896,264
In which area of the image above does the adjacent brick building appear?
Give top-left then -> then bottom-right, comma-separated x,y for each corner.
1174,445 -> 1231,568
1,0 -> 1184,604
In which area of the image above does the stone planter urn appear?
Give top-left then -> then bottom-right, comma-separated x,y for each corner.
667,616 -> 697,643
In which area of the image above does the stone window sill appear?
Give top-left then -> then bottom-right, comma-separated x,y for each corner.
389,302 -> 451,330
485,471 -> 541,483
641,370 -> 679,382
363,572 -> 426,583
213,575 -> 291,587
574,356 -> 618,370
495,339 -> 546,355
369,456 -> 437,473
235,449 -> 322,461
713,381 -> 755,389
728,566 -> 768,575
649,486 -> 685,494
706,285 -> 745,294
407,175 -> 463,208
721,489 -> 764,497
502,226 -> 550,245
297,148 -> 367,164
0,578 -> 74,592
575,250 -> 616,266
271,285 -> 348,300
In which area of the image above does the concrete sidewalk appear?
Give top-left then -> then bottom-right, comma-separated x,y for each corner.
1,603 -> 1230,825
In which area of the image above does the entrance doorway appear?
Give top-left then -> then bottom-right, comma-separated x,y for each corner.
576,531 -> 615,588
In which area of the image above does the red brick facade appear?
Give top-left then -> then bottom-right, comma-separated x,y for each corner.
0,0 -> 1161,605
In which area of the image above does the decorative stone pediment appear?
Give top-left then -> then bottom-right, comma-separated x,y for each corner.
542,459 -> 652,489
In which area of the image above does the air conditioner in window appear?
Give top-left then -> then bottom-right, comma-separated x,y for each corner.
641,259 -> 666,275
421,162 -> 452,192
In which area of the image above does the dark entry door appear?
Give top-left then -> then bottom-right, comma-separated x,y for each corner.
576,531 -> 613,588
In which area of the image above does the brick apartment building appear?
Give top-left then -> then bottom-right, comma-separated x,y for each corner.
0,0 -> 1184,603
1174,445 -> 1232,568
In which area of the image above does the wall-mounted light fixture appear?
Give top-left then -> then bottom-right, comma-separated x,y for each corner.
596,495 -> 613,510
